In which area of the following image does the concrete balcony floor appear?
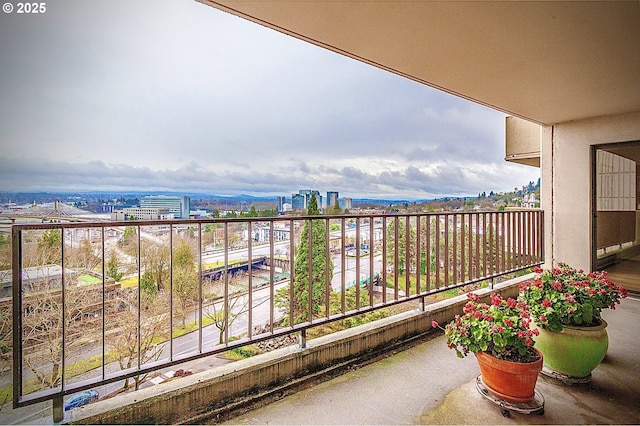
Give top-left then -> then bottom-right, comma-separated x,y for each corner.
221,294 -> 640,425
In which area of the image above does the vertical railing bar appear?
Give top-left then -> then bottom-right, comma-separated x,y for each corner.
435,214 -> 440,289
224,222 -> 230,343
495,213 -> 500,273
505,212 -> 510,271
12,227 -> 23,407
425,215 -> 431,292
467,214 -> 472,283
524,211 -> 528,265
527,210 -> 533,265
60,227 -> 66,393
505,212 -> 509,271
289,218 -> 295,329
520,211 -> 524,268
248,221 -> 254,339
540,211 -> 545,263
444,214 -> 449,287
356,218 -> 361,309
101,227 -> 106,380
325,219 -> 331,318
475,214 -> 480,280
198,223 -> 203,353
482,213 -> 487,278
512,212 -> 517,269
307,218 -> 313,323
460,214 -> 466,283
515,211 -> 520,269
381,217 -> 387,304
532,211 -> 536,262
539,211 -> 543,262
369,217 -> 375,307
496,212 -> 500,274
453,214 -> 458,285
500,213 -> 505,273
518,212 -> 527,268
519,211 -> 524,269
416,215 -> 421,296
394,217 -> 399,300
136,226 -> 141,379
404,216 -> 410,298
528,211 -> 533,265
341,217 -> 346,312
169,224 -> 174,361
489,213 -> 494,278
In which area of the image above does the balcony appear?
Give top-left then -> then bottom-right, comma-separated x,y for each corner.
212,293 -> 640,425
4,210 -> 545,423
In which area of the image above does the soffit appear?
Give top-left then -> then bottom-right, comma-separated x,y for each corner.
198,1 -> 640,126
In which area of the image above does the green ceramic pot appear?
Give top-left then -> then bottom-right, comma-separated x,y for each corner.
534,319 -> 608,379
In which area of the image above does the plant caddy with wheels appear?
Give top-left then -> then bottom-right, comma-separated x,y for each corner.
433,292 -> 545,417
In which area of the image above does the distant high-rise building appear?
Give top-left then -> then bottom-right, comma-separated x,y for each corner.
291,194 -> 305,210
276,196 -> 286,213
140,195 -> 190,219
326,191 -> 339,208
297,189 -> 321,210
338,197 -> 352,210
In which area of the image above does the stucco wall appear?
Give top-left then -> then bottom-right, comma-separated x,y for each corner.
541,111 -> 640,271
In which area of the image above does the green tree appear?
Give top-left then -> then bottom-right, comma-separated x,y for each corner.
247,206 -> 258,217
106,249 -> 123,282
36,229 -> 61,265
172,239 -> 198,328
140,270 -> 157,296
385,217 -> 416,276
275,194 -> 333,325
140,242 -> 170,291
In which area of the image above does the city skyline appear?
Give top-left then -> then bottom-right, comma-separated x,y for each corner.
0,0 -> 540,200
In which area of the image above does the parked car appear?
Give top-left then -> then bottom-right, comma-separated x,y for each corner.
64,390 -> 99,411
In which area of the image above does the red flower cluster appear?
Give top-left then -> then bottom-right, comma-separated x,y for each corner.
520,263 -> 628,332
441,291 -> 539,362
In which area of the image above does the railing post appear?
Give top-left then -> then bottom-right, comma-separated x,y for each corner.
299,329 -> 307,349
53,395 -> 63,423
419,295 -> 425,312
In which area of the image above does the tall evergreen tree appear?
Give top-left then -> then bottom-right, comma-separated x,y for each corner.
276,194 -> 334,324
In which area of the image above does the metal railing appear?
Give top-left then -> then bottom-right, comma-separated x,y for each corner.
9,210 -> 543,418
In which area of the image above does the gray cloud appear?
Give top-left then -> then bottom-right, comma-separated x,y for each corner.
0,0 -> 539,200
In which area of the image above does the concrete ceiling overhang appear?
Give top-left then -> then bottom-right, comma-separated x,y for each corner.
197,1 -> 640,126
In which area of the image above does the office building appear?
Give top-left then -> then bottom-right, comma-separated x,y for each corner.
140,195 -> 190,219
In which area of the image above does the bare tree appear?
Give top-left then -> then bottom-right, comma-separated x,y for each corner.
21,271 -> 95,390
65,237 -> 101,272
109,290 -> 170,390
204,273 -> 250,344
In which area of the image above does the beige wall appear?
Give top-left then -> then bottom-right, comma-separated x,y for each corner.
541,111 -> 640,271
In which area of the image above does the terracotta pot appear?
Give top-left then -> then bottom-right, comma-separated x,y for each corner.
475,348 -> 543,403
534,319 -> 608,379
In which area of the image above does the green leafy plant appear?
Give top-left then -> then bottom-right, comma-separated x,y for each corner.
433,292 -> 539,363
519,263 -> 628,332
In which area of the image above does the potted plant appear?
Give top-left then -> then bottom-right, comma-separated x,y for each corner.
432,292 -> 542,403
518,263 -> 628,380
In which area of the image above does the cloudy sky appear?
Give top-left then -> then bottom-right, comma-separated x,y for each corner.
0,0 -> 539,200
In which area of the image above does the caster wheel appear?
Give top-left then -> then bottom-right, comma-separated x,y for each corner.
537,408 -> 545,416
501,408 -> 511,418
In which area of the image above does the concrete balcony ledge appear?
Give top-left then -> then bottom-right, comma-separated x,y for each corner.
68,275 -> 531,424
